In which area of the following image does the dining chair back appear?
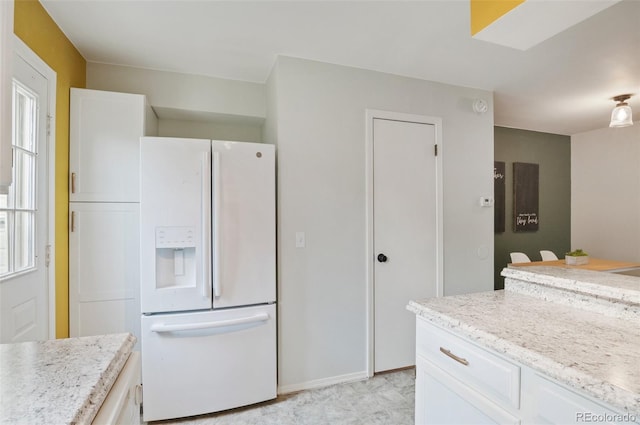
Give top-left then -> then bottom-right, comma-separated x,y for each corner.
510,252 -> 531,263
540,250 -> 559,261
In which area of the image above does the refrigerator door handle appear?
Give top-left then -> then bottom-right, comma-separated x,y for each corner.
202,152 -> 212,299
212,151 -> 222,298
149,312 -> 270,333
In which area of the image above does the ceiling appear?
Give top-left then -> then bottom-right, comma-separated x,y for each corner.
41,0 -> 640,136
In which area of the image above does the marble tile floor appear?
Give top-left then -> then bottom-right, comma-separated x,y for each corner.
150,368 -> 415,425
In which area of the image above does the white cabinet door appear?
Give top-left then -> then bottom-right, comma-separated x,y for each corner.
522,369 -> 632,425
416,355 -> 520,425
93,352 -> 142,425
69,202 -> 140,342
69,88 -> 156,202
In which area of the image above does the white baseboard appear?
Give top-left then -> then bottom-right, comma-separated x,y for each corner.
277,370 -> 369,395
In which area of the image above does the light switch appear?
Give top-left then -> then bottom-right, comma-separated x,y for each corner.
295,232 -> 306,248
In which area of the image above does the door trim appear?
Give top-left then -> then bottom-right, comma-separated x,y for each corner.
14,35 -> 57,339
365,109 -> 443,377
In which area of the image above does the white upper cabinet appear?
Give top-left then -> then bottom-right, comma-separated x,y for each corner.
69,88 -> 157,202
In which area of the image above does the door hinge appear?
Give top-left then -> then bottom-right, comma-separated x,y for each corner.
45,244 -> 51,267
434,144 -> 438,156
46,115 -> 52,137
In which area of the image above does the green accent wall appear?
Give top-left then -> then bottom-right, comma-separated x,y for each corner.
494,127 -> 571,289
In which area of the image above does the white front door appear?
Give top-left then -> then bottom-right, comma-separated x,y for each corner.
0,50 -> 51,342
373,117 -> 439,372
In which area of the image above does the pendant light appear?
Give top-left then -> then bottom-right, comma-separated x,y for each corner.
609,94 -> 633,128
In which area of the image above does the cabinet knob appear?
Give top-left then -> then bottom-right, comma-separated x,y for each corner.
377,253 -> 388,263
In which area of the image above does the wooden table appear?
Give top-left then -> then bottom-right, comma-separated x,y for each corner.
509,258 -> 640,271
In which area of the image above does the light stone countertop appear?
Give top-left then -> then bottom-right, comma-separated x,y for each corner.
0,333 -> 136,425
407,286 -> 640,416
503,265 -> 640,306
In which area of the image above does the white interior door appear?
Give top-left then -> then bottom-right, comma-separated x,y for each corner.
0,51 -> 50,342
373,117 -> 438,372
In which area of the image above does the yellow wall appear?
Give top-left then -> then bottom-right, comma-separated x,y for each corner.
14,0 -> 86,338
470,0 -> 526,35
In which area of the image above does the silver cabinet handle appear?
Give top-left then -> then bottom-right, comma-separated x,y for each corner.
70,211 -> 76,232
440,347 -> 469,366
71,172 -> 76,193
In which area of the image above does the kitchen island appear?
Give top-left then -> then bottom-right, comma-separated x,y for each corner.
0,333 -> 137,425
408,266 -> 640,424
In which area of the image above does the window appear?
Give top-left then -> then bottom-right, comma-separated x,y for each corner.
0,80 -> 38,277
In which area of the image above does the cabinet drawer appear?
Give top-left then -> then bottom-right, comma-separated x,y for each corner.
416,355 -> 520,425
416,316 -> 520,409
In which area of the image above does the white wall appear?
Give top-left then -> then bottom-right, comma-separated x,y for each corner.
262,63 -> 278,147
87,63 -> 265,142
157,119 -> 262,142
87,62 -> 265,119
269,57 -> 494,391
571,125 -> 640,261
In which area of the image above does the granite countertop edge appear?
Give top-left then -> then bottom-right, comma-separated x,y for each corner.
502,266 -> 640,305
0,333 -> 136,425
407,299 -> 639,417
74,333 -> 137,424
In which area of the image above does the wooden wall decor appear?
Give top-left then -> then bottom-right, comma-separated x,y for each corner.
494,161 -> 505,233
513,162 -> 539,232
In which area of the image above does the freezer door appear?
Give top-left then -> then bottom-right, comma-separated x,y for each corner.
211,141 -> 276,308
141,304 -> 277,421
140,137 -> 213,313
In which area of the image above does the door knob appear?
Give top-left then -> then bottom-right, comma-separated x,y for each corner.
377,253 -> 388,263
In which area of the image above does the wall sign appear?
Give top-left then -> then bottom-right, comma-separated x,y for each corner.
494,161 -> 505,233
513,162 -> 539,232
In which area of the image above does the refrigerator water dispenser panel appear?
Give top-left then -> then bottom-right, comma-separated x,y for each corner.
155,227 -> 197,289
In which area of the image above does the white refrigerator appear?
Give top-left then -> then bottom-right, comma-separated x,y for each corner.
139,137 -> 276,422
